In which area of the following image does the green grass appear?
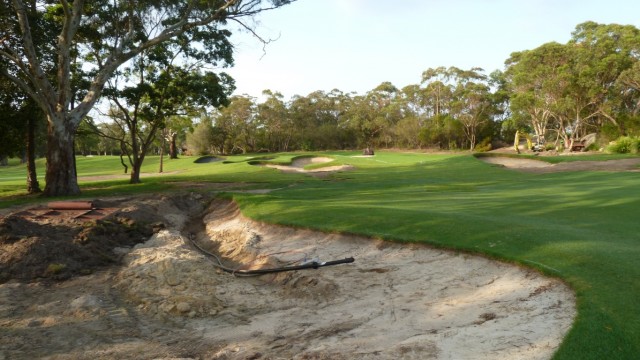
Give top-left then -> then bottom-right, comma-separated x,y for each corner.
1,151 -> 640,359
0,154 -> 319,206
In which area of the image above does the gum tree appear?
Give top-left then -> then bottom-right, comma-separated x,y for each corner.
449,67 -> 492,150
0,0 -> 295,196
504,42 -> 572,146
102,61 -> 235,184
568,22 -> 640,135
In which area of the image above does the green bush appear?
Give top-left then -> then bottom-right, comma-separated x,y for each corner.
46,263 -> 67,274
605,136 -> 640,154
586,142 -> 600,152
474,137 -> 492,152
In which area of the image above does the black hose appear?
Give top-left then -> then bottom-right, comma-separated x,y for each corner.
188,233 -> 354,277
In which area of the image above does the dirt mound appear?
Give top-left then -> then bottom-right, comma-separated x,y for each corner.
0,194 -> 576,359
0,199 -> 165,283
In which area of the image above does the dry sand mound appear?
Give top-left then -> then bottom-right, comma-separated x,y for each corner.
117,199 -> 575,359
0,195 -> 576,359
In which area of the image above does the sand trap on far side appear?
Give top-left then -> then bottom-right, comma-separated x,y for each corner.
265,156 -> 354,174
478,156 -> 640,173
478,156 -> 553,169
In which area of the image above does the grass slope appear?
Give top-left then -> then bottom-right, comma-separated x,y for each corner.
234,152 -> 640,360
1,151 -> 639,359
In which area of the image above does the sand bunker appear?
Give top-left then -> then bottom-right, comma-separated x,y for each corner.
0,195 -> 576,359
479,156 -> 553,169
264,156 -> 354,175
194,156 -> 223,164
478,156 -> 640,173
116,199 -> 575,359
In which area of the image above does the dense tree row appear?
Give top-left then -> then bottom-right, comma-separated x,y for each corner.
185,21 -> 640,155
186,71 -> 501,155
4,14 -> 640,193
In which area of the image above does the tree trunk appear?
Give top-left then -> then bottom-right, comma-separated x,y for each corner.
120,153 -> 128,173
159,137 -> 164,174
130,161 -> 142,184
130,153 -> 144,184
119,141 -> 129,174
43,116 -> 80,196
26,115 -> 41,194
130,167 -> 141,183
169,132 -> 178,159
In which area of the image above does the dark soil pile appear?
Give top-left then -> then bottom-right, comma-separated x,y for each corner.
0,198 -> 166,283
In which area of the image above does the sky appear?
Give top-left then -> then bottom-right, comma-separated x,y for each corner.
224,0 -> 640,99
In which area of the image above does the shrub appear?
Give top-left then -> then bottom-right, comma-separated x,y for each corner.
474,137 -> 492,152
46,263 -> 67,275
605,136 -> 640,154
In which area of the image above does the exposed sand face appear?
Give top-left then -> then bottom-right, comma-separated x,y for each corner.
0,194 -> 576,360
180,200 -> 575,359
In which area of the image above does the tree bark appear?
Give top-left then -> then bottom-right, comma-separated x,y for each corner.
43,114 -> 80,196
130,157 -> 143,184
169,132 -> 178,159
159,137 -> 164,174
120,154 -> 128,173
26,114 -> 41,194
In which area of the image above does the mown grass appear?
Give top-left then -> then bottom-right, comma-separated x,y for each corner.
0,154 -> 318,206
1,151 -> 639,359
235,152 -> 640,360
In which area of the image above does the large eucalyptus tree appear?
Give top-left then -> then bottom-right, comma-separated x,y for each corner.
505,22 -> 640,148
568,22 -> 640,135
0,0 -> 294,196
505,42 -> 572,146
449,67 -> 492,150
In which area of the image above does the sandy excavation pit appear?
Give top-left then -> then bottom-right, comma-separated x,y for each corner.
0,194 -> 576,359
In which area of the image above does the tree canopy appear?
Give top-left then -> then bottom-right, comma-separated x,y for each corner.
0,0 -> 295,196
4,18 -> 640,191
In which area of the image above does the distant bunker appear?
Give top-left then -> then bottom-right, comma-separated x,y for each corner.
257,156 -> 354,175
194,156 -> 224,164
477,155 -> 640,173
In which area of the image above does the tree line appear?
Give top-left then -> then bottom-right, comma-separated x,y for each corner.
185,21 -> 640,156
1,0 -> 295,196
3,11 -> 640,196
